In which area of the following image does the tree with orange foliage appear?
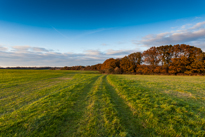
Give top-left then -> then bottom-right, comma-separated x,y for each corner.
157,45 -> 173,73
169,44 -> 203,74
136,64 -> 152,74
120,56 -> 135,73
142,46 -> 160,74
127,52 -> 142,72
101,58 -> 115,70
128,52 -> 142,65
143,47 -> 160,67
64,44 -> 205,75
100,58 -> 120,73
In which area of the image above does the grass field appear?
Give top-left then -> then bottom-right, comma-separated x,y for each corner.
0,70 -> 205,136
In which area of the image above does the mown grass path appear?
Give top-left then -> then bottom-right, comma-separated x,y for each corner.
104,76 -> 142,136
72,75 -> 125,136
56,75 -> 101,136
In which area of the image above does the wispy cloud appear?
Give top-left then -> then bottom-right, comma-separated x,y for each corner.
190,21 -> 205,29
106,49 -> 133,56
0,45 -> 136,67
84,50 -> 104,56
84,28 -> 109,35
181,24 -> 192,29
0,45 -> 8,51
12,46 -> 52,53
135,21 -> 205,50
195,17 -> 202,20
73,28 -> 112,40
32,47 -> 51,52
117,41 -> 126,45
101,43 -> 108,46
51,26 -> 69,39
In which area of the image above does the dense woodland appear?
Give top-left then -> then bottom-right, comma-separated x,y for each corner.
61,44 -> 205,75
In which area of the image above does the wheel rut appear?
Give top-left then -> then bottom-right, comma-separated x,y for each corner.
104,76 -> 143,136
61,75 -> 102,136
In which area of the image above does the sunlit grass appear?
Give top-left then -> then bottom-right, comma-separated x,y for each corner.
0,70 -> 204,136
108,75 -> 205,136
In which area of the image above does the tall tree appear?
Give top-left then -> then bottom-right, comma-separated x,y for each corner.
169,44 -> 203,74
157,45 -> 173,73
128,52 -> 142,65
101,58 -> 116,70
120,56 -> 135,73
127,52 -> 142,72
143,47 -> 160,67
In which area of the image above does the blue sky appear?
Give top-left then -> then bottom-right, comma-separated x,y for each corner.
0,0 -> 205,67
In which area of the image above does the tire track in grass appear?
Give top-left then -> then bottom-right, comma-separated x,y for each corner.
73,75 -> 126,137
105,75 -> 144,137
0,74 -> 74,107
70,75 -> 105,136
0,75 -> 101,137
107,75 -> 205,136
0,73 -> 62,89
0,75 -> 70,96
0,73 -> 74,99
0,81 -> 62,114
0,75 -> 94,116
57,75 -> 103,136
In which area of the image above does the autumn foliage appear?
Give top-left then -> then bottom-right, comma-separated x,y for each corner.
62,44 -> 205,75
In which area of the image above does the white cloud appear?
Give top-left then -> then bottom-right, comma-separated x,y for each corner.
12,46 -> 30,52
84,50 -> 103,56
31,47 -> 48,52
195,17 -> 202,19
0,45 -> 8,51
0,45 -> 137,67
181,24 -> 192,29
190,21 -> 205,29
101,43 -> 108,46
106,49 -> 133,56
136,21 -> 205,50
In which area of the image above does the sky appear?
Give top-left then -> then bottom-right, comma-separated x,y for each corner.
0,0 -> 205,67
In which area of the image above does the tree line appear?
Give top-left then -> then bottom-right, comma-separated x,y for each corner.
0,67 -> 60,70
61,44 -> 205,75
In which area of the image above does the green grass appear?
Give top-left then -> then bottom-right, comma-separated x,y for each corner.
0,70 -> 205,136
107,75 -> 205,136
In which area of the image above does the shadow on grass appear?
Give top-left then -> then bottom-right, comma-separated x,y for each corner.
104,76 -> 144,137
0,75 -> 101,137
